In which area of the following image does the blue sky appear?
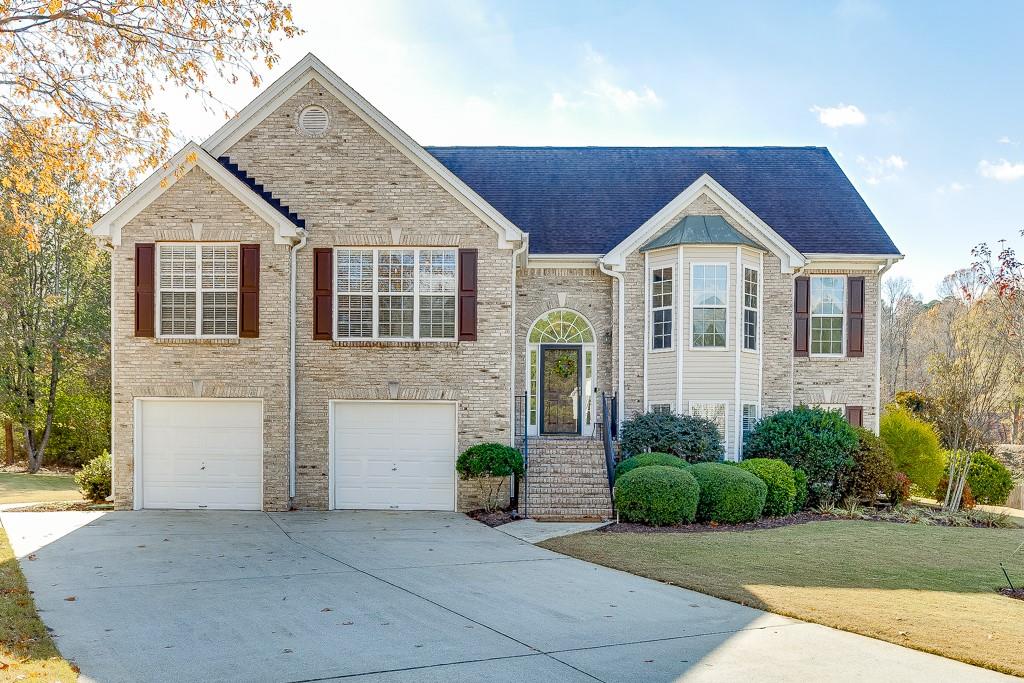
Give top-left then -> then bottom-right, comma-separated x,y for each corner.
169,0 -> 1024,297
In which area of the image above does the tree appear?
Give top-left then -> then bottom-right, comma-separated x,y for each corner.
0,0 -> 300,245
0,162 -> 109,472
880,276 -> 923,400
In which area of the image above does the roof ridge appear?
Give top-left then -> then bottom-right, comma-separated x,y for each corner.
424,145 -> 828,151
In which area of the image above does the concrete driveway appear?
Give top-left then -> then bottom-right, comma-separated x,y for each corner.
1,510 -> 1013,683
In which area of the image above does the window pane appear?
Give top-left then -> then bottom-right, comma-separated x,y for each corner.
742,404 -> 759,438
159,291 -> 196,336
337,294 -> 373,337
743,309 -> 757,351
201,245 -> 238,289
337,249 -> 373,293
159,245 -> 196,289
378,250 -> 414,293
652,268 -> 673,308
651,404 -> 672,415
693,264 -> 728,306
811,277 -> 845,315
744,268 -> 758,308
418,250 -> 456,293
201,291 -> 238,336
419,295 -> 456,338
529,350 -> 538,426
693,307 -> 726,347
811,316 -> 843,354
378,294 -> 413,337
652,309 -> 672,349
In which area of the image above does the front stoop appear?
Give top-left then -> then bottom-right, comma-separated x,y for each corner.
523,436 -> 614,520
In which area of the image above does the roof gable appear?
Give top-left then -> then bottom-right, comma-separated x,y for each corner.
426,146 -> 901,257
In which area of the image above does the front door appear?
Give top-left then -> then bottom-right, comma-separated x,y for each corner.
540,345 -> 582,435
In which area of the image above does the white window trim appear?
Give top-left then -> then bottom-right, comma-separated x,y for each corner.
741,401 -> 760,445
156,242 -> 240,340
649,402 -> 674,415
690,262 -> 730,351
650,264 -> 674,352
332,246 -> 458,342
689,399 -> 730,457
809,274 -> 847,358
742,266 -> 760,354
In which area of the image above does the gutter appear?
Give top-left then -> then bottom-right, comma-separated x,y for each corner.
598,261 -> 626,430
874,258 -> 898,434
96,239 -> 116,503
289,229 -> 309,504
509,237 -> 529,447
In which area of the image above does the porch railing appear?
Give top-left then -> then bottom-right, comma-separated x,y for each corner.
514,393 -> 528,516
600,391 -> 618,504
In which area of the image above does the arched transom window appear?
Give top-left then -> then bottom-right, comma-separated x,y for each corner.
528,309 -> 594,344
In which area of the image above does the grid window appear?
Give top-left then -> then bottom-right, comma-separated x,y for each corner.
158,243 -> 238,337
742,403 -> 759,440
692,264 -> 728,348
811,276 -> 845,355
690,401 -> 727,444
650,267 -> 673,350
743,268 -> 759,351
650,404 -> 672,415
334,248 -> 457,340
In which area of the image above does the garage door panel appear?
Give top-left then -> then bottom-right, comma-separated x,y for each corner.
333,402 -> 456,511
139,400 -> 263,510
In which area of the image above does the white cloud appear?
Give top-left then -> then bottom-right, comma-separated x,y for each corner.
550,92 -> 569,110
585,79 -> 660,112
978,159 -> 1024,182
562,43 -> 662,113
810,103 -> 867,128
998,136 -> 1016,145
936,181 -> 967,194
857,154 -> 907,184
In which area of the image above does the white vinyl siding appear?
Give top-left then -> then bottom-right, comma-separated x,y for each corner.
157,243 -> 239,338
334,247 -> 456,341
691,264 -> 728,348
650,266 -> 673,350
810,276 -> 845,356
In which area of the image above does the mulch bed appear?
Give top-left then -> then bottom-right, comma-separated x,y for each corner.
999,588 -> 1024,602
468,508 -> 523,527
4,501 -> 112,513
600,511 -> 825,534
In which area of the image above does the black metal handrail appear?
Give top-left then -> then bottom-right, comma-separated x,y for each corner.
514,393 -> 528,516
601,391 -> 618,504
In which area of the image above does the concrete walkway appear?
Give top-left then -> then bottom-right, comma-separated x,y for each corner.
1,510 -> 1014,683
497,518 -> 611,543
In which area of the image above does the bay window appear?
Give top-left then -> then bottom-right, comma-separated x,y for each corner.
692,264 -> 728,348
650,266 -> 673,350
743,267 -> 759,351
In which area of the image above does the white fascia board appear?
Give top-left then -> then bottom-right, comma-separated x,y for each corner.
527,253 -> 603,269
802,254 -> 904,271
600,173 -> 806,272
202,53 -> 524,247
91,142 -> 299,247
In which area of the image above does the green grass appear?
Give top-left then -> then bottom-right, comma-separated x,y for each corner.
0,472 -> 82,504
0,526 -> 78,679
542,520 -> 1024,676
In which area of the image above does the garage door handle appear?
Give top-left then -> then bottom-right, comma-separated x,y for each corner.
391,465 -> 397,471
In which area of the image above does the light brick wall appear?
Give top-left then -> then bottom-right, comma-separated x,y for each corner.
111,168 -> 292,510
224,78 -> 515,510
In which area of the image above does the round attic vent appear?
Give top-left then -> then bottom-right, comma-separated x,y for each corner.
298,105 -> 329,136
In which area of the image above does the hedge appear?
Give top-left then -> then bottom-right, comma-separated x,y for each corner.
614,452 -> 689,480
737,458 -> 796,516
614,465 -> 700,526
689,462 -> 766,523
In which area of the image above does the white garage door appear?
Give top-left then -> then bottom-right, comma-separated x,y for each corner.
332,401 -> 456,511
138,399 -> 263,510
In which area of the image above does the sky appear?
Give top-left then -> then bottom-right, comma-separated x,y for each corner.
162,0 -> 1024,298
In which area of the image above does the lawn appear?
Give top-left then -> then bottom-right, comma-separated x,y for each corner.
0,472 -> 82,504
542,520 -> 1024,676
0,526 -> 78,679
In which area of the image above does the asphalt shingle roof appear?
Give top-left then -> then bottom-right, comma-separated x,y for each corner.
425,146 -> 900,256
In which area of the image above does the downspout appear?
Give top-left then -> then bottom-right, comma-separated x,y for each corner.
875,258 -> 896,435
97,239 -> 115,502
289,229 -> 309,505
599,261 -> 626,430
509,237 -> 529,447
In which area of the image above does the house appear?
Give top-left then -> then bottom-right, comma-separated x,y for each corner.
92,54 -> 902,517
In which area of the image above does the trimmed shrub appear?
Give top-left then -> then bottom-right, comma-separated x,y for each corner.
743,407 -> 858,504
967,452 -> 1014,505
737,458 -> 796,516
620,411 -> 724,463
455,443 -> 524,511
75,451 -> 111,503
690,462 -> 767,523
793,468 -> 809,510
614,465 -> 700,526
614,452 -> 688,480
845,427 -> 899,503
879,407 -> 944,493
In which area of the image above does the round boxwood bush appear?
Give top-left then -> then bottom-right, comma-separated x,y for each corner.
689,462 -> 767,523
744,407 -> 858,505
844,427 -> 899,503
75,451 -> 111,503
614,452 -> 689,480
793,468 -> 809,510
737,458 -> 796,516
614,465 -> 700,526
620,411 -> 724,463
966,452 -> 1014,505
455,443 -> 524,511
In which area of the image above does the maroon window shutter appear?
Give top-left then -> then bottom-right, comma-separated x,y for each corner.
847,276 -> 865,357
793,276 -> 810,357
135,243 -> 155,337
846,405 -> 864,428
238,244 -> 260,338
313,248 -> 333,340
458,248 -> 478,341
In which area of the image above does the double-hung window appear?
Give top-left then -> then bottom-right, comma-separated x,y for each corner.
810,276 -> 845,355
157,243 -> 239,338
743,268 -> 759,351
334,247 -> 457,340
692,264 -> 728,348
650,267 -> 673,350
